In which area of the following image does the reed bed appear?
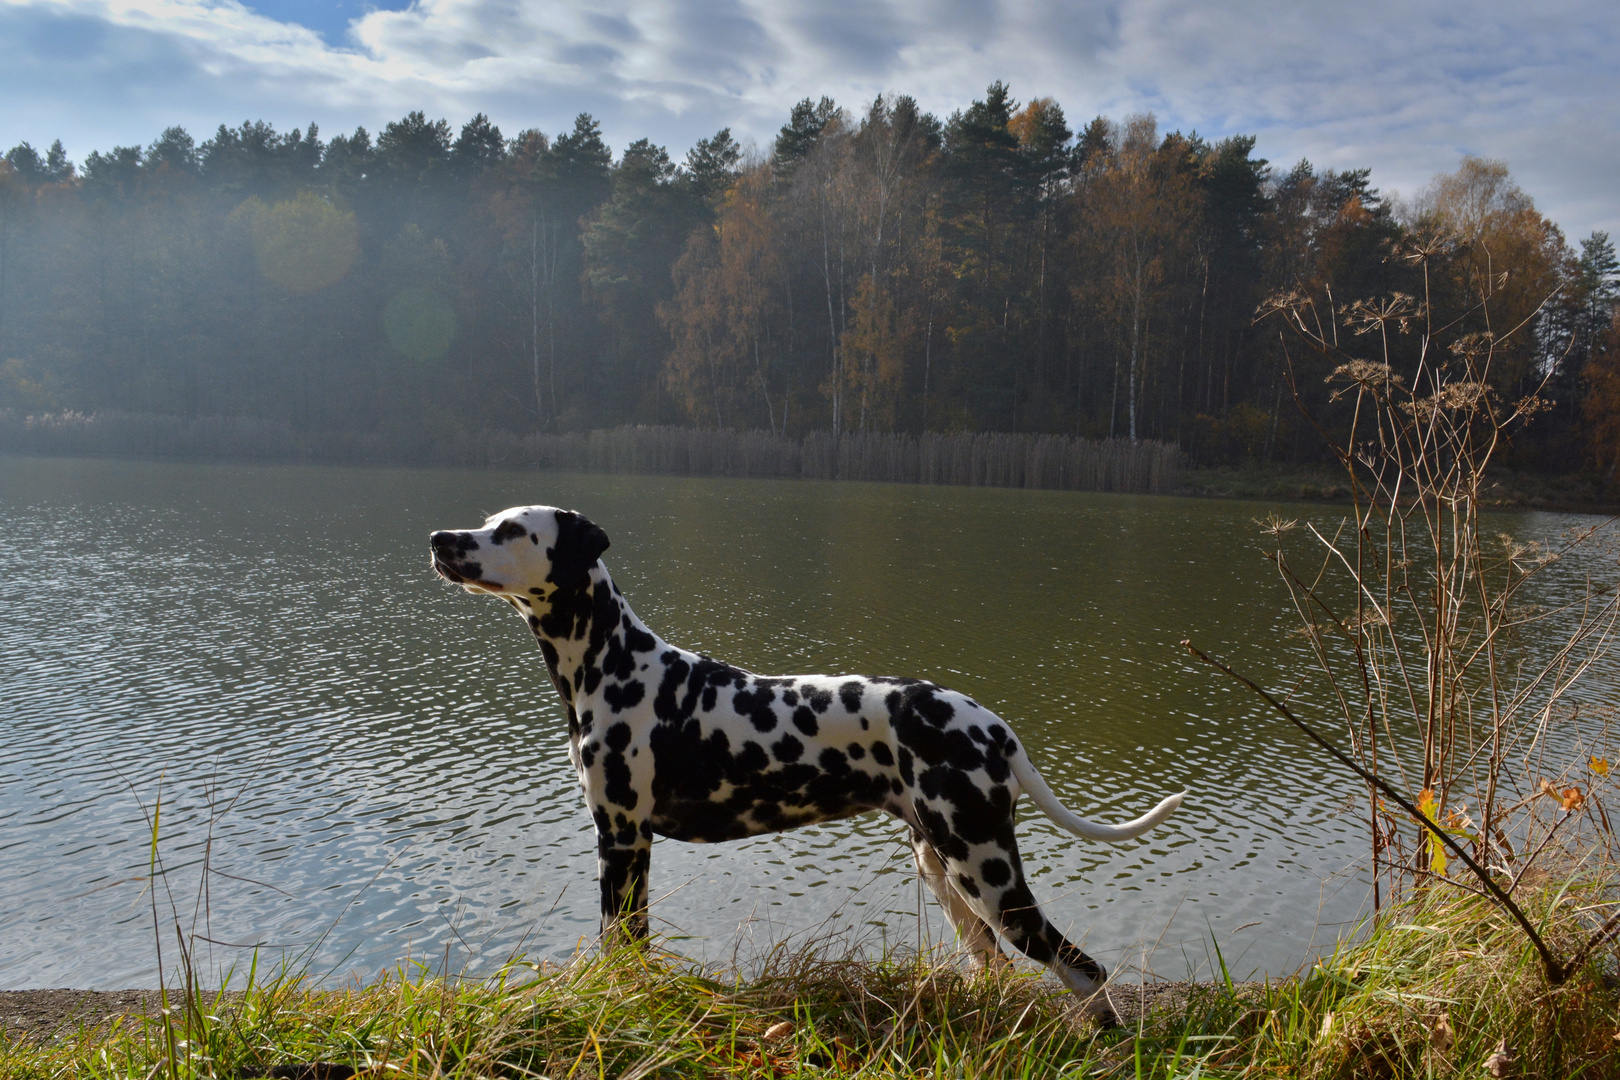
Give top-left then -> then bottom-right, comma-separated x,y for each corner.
442,426 -> 1179,493
0,411 -> 1180,494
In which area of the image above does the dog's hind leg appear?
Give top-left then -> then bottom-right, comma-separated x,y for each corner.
908,829 -> 1006,969
921,826 -> 1116,1022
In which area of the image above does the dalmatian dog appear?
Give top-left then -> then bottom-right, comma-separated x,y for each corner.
430,505 -> 1183,1017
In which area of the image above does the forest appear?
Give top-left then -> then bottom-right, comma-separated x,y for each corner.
2,82 -> 1618,473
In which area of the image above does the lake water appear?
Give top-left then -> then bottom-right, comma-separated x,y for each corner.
0,455 -> 1602,989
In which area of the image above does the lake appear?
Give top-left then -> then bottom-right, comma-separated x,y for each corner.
0,455 -> 1599,989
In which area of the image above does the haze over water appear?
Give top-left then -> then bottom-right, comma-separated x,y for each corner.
1,455 -> 1601,989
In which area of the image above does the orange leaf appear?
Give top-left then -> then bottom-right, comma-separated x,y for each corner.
1562,787 -> 1585,811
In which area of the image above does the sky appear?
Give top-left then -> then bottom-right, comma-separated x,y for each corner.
2,0 -> 1616,239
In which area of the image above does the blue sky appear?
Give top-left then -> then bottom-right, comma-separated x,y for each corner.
3,0 -> 1616,238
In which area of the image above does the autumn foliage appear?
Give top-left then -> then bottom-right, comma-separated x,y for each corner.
0,92 -> 1615,472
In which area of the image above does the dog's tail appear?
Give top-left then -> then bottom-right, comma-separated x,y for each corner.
1009,751 -> 1184,842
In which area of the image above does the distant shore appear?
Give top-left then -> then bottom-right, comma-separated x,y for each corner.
4,411 -> 1615,513
1179,462 -> 1620,513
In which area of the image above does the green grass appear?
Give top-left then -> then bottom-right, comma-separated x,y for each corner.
6,883 -> 1618,1079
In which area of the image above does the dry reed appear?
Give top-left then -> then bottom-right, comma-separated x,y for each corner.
0,412 -> 1181,495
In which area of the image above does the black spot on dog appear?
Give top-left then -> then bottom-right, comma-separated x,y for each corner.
602,749 -> 636,809
791,707 -> 818,736
981,857 -> 1012,888
772,734 -> 803,763
846,742 -> 865,760
917,768 -> 1013,848
604,680 -> 644,713
804,687 -> 833,713
870,742 -> 894,767
537,575 -> 597,641
733,687 -> 778,732
818,747 -> 849,775
915,689 -> 955,727
839,681 -> 864,712
956,873 -> 981,898
913,803 -> 967,861
653,656 -> 692,722
625,624 -> 657,654
605,722 -> 632,751
736,741 -> 769,773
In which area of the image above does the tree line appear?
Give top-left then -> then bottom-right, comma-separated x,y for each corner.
1,84 -> 1617,471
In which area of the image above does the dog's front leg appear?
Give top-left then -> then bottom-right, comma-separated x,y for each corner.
593,810 -> 652,942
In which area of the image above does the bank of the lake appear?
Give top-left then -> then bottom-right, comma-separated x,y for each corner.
4,887 -> 1617,1079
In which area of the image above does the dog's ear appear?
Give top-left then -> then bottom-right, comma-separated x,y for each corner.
549,510 -> 611,590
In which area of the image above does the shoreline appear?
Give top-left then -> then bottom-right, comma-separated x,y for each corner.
4,443 -> 1616,516
0,981 -> 1199,1045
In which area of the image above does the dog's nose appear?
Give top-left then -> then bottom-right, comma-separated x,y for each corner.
430,531 -> 455,551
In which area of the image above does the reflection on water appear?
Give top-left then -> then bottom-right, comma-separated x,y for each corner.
0,456 -> 1605,989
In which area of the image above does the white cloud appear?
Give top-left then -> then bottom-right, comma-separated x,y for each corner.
2,0 -> 1615,236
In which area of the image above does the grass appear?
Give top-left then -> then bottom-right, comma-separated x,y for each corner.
6,883 -> 1618,1079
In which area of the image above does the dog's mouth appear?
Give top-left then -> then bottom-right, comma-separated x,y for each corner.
432,557 -> 507,593
431,555 -> 468,584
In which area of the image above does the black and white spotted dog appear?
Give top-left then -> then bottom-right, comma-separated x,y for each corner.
430,505 -> 1183,1015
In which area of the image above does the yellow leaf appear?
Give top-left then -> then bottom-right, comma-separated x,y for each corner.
1417,789 -> 1447,876
1592,756 -> 1610,777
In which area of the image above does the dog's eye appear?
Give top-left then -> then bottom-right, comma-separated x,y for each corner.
491,520 -> 528,545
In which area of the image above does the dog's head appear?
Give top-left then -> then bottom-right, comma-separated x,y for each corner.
430,506 -> 610,601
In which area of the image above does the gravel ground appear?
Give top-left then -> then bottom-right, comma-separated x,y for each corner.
2,989 -> 174,1042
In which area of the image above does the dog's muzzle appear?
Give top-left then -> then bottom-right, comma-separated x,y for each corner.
430,530 -> 492,588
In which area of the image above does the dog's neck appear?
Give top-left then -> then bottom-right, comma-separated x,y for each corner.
523,564 -> 664,710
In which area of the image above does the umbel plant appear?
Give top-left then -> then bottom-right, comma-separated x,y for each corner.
1184,229 -> 1620,1066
